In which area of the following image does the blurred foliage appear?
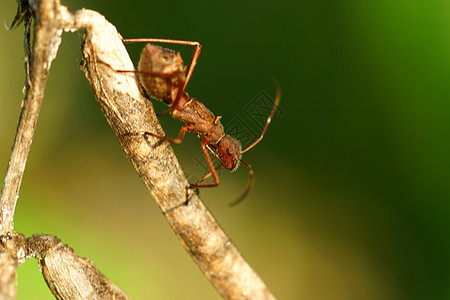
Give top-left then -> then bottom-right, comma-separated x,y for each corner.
1,0 -> 449,299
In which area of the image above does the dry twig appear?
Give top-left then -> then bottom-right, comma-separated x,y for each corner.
1,0 -> 133,299
26,234 -> 132,300
0,0 -> 275,298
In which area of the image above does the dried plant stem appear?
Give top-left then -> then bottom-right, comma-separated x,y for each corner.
26,234 -> 132,300
77,9 -> 275,299
1,0 -> 276,298
0,0 -> 64,235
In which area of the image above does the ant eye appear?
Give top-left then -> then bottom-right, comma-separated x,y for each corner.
229,146 -> 235,154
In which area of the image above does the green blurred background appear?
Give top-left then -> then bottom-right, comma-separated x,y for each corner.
1,0 -> 449,299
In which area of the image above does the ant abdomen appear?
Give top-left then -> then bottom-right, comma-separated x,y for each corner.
137,44 -> 186,105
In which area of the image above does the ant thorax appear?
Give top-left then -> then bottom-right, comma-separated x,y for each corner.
171,96 -> 226,144
138,43 -> 186,105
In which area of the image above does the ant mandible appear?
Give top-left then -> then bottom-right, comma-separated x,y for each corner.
114,38 -> 281,206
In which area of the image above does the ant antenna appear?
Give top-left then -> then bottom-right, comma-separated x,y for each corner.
229,81 -> 280,206
242,80 -> 281,153
229,159 -> 254,206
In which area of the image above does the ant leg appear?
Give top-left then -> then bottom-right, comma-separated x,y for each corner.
195,164 -> 223,185
156,108 -> 171,117
190,139 -> 220,189
97,59 -> 177,80
122,38 -> 202,94
142,124 -> 194,145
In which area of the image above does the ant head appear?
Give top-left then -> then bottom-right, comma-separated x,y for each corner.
217,136 -> 242,171
138,44 -> 186,103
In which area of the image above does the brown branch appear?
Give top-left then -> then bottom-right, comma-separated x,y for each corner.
0,252 -> 18,299
0,232 -> 26,299
0,1 -> 132,299
0,1 -> 67,295
26,234 -> 132,300
0,231 -> 132,300
1,0 -> 275,298
76,10 -> 276,299
0,0 -> 64,235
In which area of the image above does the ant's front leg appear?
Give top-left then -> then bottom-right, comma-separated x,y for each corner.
195,164 -> 223,185
189,139 -> 221,189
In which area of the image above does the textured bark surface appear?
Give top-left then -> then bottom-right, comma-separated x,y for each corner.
0,0 -> 275,299
0,252 -> 18,299
77,9 -> 275,300
27,234 -> 132,300
0,232 -> 26,299
0,0 -> 64,235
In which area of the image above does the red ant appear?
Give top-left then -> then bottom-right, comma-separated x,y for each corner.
113,38 -> 281,205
